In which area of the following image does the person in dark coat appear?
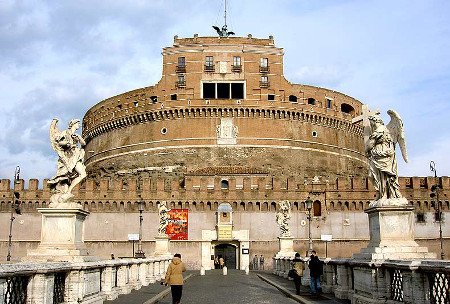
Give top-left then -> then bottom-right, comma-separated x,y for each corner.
291,252 -> 304,295
308,250 -> 323,294
164,253 -> 187,304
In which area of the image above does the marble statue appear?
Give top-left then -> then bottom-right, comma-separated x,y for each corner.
158,201 -> 171,235
276,200 -> 291,237
366,110 -> 408,206
48,118 -> 87,207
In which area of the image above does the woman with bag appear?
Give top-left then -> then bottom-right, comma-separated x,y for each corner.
291,252 -> 304,295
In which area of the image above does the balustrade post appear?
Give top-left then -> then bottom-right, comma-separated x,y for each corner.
147,259 -> 156,283
407,269 -> 428,304
153,260 -> 161,281
159,259 -> 165,280
129,260 -> 142,290
139,260 -> 148,286
116,262 -> 131,295
65,268 -> 82,304
334,264 -> 350,299
101,263 -> 118,301
27,273 -> 53,304
321,261 -> 334,293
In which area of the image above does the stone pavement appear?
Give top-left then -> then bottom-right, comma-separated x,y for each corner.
106,270 -> 350,304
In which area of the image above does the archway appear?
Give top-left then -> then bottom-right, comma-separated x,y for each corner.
214,243 -> 237,269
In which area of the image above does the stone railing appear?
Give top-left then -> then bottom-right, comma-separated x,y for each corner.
0,256 -> 171,304
273,256 -> 450,304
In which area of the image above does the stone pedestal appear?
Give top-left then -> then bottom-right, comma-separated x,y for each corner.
353,205 -> 436,260
154,235 -> 171,257
25,208 -> 97,262
275,236 -> 296,258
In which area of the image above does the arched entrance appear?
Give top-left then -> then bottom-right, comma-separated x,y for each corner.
214,243 -> 237,269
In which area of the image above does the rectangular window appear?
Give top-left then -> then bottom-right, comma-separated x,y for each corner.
176,75 -> 185,88
231,83 -> 244,99
261,76 -> 268,83
203,83 -> 215,99
326,99 -> 332,109
178,57 -> 185,67
233,56 -> 241,67
217,83 -> 230,99
205,56 -> 214,67
268,94 -> 275,101
260,58 -> 268,68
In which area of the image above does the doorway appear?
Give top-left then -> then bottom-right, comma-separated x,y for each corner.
214,243 -> 237,269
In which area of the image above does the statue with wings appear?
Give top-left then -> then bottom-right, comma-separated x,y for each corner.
212,25 -> 235,37
48,118 -> 87,205
366,110 -> 408,202
276,200 -> 291,237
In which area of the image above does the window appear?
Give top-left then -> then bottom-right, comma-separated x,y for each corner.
150,96 -> 158,103
176,57 -> 186,73
313,200 -> 322,217
233,56 -> 241,67
205,56 -> 214,72
202,82 -> 244,99
260,76 -> 269,88
170,94 -> 177,100
308,98 -> 316,105
176,75 -> 185,88
178,57 -> 185,67
260,58 -> 269,73
221,180 -> 229,189
289,95 -> 297,103
416,213 -> 425,223
326,98 -> 332,109
232,56 -> 242,72
260,58 -> 268,68
435,211 -> 443,222
268,94 -> 275,101
341,103 -> 355,114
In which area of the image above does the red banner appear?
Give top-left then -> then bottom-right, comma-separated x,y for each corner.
166,209 -> 188,240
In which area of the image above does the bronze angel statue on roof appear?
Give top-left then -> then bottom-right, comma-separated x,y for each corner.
48,118 -> 87,207
366,110 -> 408,206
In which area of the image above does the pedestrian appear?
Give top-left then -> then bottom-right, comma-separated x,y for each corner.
110,253 -> 115,260
164,253 -> 186,304
252,254 -> 258,270
291,252 -> 304,295
214,256 -> 219,269
308,250 -> 323,295
259,254 -> 265,270
219,255 -> 225,269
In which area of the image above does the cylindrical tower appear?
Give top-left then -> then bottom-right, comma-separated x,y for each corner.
82,35 -> 366,180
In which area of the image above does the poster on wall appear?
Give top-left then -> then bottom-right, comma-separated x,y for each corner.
166,209 -> 188,240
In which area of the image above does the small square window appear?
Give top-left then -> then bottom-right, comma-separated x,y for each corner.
171,94 -> 177,100
260,58 -> 268,68
178,57 -> 185,67
205,56 -> 214,67
268,94 -> 275,101
417,213 -> 425,223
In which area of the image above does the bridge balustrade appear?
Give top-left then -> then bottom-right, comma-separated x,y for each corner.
273,256 -> 449,304
0,256 -> 171,304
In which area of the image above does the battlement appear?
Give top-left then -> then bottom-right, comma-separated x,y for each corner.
1,175 -> 448,195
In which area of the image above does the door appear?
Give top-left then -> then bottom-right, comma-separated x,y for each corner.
214,244 -> 237,269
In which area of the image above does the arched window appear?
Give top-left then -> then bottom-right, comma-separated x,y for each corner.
308,98 -> 316,105
313,200 -> 321,216
341,103 -> 355,114
221,179 -> 229,189
289,95 -> 297,103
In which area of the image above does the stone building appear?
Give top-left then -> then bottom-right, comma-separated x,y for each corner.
0,35 -> 448,269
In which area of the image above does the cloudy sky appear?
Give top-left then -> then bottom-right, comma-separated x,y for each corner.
1,0 -> 449,183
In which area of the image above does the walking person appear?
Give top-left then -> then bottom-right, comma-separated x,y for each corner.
292,252 -> 304,295
308,250 -> 323,295
259,254 -> 265,270
164,253 -> 186,304
219,255 -> 225,269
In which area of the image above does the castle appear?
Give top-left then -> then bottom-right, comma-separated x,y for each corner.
1,34 -> 448,269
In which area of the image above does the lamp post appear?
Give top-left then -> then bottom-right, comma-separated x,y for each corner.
134,200 -> 146,258
430,161 -> 444,260
305,197 -> 313,255
7,166 -> 22,262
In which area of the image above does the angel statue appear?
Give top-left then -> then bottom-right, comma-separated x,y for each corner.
366,110 -> 408,207
158,201 -> 171,235
47,118 -> 87,207
276,200 -> 291,237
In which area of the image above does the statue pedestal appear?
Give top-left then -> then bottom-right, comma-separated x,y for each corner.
353,205 -> 436,260
25,208 -> 97,262
275,236 -> 296,258
154,235 -> 171,257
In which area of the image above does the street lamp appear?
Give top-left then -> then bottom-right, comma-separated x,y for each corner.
305,197 -> 313,254
134,200 -> 146,258
430,161 -> 444,260
7,166 -> 22,262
